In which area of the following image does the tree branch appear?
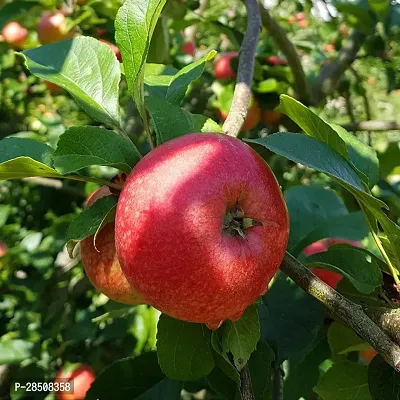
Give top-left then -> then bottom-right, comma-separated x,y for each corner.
240,365 -> 254,400
223,0 -> 261,137
281,252 -> 400,371
341,120 -> 400,132
312,30 -> 366,104
258,2 -> 312,105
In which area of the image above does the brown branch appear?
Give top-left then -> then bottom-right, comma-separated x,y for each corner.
341,120 -> 400,132
364,307 -> 400,346
258,3 -> 312,105
281,252 -> 400,371
223,0 -> 261,137
240,365 -> 254,400
312,30 -> 366,104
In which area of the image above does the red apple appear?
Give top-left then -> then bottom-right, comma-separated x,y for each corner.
298,19 -> 309,28
1,22 -> 28,47
296,12 -> 306,21
80,186 -> 144,305
288,16 -> 296,25
183,41 -> 196,56
115,132 -> 289,329
37,11 -> 73,45
266,56 -> 288,66
360,348 -> 377,364
45,81 -> 62,93
261,109 -> 283,125
304,239 -> 362,288
0,242 -> 7,258
55,364 -> 95,400
323,44 -> 335,53
214,52 -> 238,80
218,98 -> 261,132
99,39 -> 122,62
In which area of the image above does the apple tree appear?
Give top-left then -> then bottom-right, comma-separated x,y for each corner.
0,0 -> 400,399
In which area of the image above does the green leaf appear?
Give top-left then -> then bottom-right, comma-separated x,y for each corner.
165,51 -> 216,105
0,137 -> 54,165
332,124 -> 379,187
276,95 -> 349,159
306,246 -> 382,294
0,136 -> 60,180
314,360 -> 371,400
206,367 -> 239,400
368,0 -> 391,20
22,37 -> 121,127
146,96 -> 220,144
222,305 -> 260,370
136,378 -> 182,400
368,355 -> 400,400
283,332 -> 331,400
144,63 -> 178,98
0,157 -> 61,180
258,273 -> 325,363
144,52 -> 216,104
0,340 -> 35,364
327,322 -> 370,355
86,352 -> 171,400
66,195 -> 117,257
0,1 -> 39,30
0,205 -> 11,228
246,133 -> 364,191
156,314 -> 215,381
115,0 -> 167,122
210,331 -> 241,386
247,340 -> 275,400
53,126 -> 141,175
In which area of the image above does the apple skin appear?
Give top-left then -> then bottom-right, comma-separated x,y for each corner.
183,41 -> 196,56
55,364 -> 95,400
218,99 -> 261,132
296,12 -> 306,21
261,109 -> 283,125
80,186 -> 144,305
360,348 -> 377,364
115,132 -> 289,329
304,239 -> 362,289
45,81 -> 62,93
214,52 -> 238,80
1,22 -> 28,47
0,242 -> 7,258
37,12 -> 72,45
99,39 -> 122,62
266,56 -> 287,66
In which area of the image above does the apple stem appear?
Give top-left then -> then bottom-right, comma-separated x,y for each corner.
281,252 -> 400,372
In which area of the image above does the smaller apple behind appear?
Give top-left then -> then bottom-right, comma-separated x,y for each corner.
1,22 -> 28,48
214,52 -> 239,80
80,186 -> 144,305
54,363 -> 95,400
303,238 -> 362,289
37,11 -> 74,45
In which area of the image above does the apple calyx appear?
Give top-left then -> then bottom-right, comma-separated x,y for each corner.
223,203 -> 261,239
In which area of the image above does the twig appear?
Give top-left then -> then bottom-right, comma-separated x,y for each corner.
22,177 -> 85,197
341,120 -> 400,132
222,0 -> 261,137
272,365 -> 284,400
240,365 -> 254,400
281,252 -> 400,371
312,30 -> 366,104
258,3 -> 312,105
344,92 -> 356,125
